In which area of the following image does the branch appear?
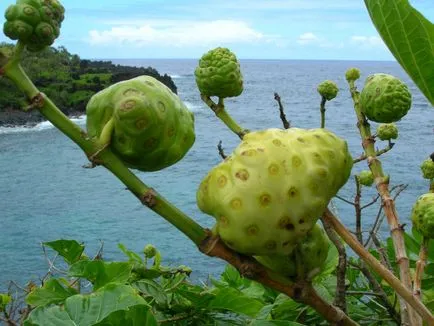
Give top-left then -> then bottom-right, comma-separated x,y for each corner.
354,176 -> 362,243
273,93 -> 290,129
353,141 -> 395,164
217,141 -> 227,159
414,238 -> 429,300
322,208 -> 434,324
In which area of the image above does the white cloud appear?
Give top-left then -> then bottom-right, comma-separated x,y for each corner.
297,32 -> 319,45
88,20 -> 268,47
350,36 -> 385,48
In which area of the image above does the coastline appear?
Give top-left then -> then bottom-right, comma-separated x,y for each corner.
0,108 -> 84,128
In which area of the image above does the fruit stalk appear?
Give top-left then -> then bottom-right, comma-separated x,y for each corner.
322,208 -> 434,324
348,79 -> 417,325
1,51 -> 207,247
414,237 -> 429,300
320,96 -> 327,128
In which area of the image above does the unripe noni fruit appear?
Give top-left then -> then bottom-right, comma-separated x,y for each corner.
197,128 -> 352,256
317,80 -> 339,101
345,68 -> 361,82
195,47 -> 243,98
421,158 -> 434,180
376,123 -> 398,141
254,223 -> 330,279
143,244 -> 157,258
86,76 -> 195,172
411,193 -> 434,239
3,0 -> 65,52
360,73 -> 412,123
358,170 -> 374,187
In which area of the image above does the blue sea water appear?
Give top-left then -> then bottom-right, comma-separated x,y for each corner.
0,59 -> 433,291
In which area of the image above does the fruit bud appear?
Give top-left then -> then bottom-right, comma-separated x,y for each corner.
317,80 -> 339,101
143,244 -> 157,258
376,123 -> 398,141
421,159 -> 434,180
411,193 -> 434,239
358,170 -> 374,187
345,68 -> 361,82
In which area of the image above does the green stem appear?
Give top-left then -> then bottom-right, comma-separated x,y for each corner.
2,59 -> 207,247
320,96 -> 326,128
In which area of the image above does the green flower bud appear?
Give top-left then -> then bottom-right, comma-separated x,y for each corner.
345,68 -> 361,82
197,128 -> 352,256
317,80 -> 339,101
376,123 -> 398,141
3,0 -> 65,52
195,47 -> 243,98
360,73 -> 412,123
411,193 -> 434,239
358,170 -> 374,187
143,244 -> 157,258
421,158 -> 434,180
86,76 -> 195,172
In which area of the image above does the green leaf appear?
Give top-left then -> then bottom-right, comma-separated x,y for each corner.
118,243 -> 143,263
24,284 -> 148,326
95,305 -> 157,326
249,321 -> 304,326
208,287 -> 264,317
221,264 -> 243,288
26,279 -> 78,307
43,240 -> 85,264
133,279 -> 168,306
69,261 -> 132,290
365,0 -> 434,106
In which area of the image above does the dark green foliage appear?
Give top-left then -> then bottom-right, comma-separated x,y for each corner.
0,43 -> 177,125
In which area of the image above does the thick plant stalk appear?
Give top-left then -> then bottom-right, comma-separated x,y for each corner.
1,53 -> 360,325
322,208 -> 434,324
347,80 -> 417,325
414,238 -> 429,300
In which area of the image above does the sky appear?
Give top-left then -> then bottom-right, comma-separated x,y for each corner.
0,0 -> 433,60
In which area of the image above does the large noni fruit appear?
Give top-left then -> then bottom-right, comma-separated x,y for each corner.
360,73 -> 412,123
254,223 -> 330,279
86,76 -> 195,172
197,128 -> 353,255
411,193 -> 434,239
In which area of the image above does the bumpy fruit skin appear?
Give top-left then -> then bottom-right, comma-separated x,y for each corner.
360,74 -> 412,123
421,159 -> 434,180
143,244 -> 157,258
376,123 -> 398,141
194,47 -> 243,98
254,223 -> 330,278
197,128 -> 353,256
3,0 -> 65,52
358,170 -> 374,187
317,80 -> 339,101
86,76 -> 195,172
345,68 -> 361,82
411,193 -> 434,239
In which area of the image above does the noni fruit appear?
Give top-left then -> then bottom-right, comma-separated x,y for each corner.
317,80 -> 339,101
376,123 -> 398,141
86,76 -> 195,172
421,159 -> 434,180
197,128 -> 352,256
358,170 -> 374,187
345,68 -> 361,82
195,47 -> 243,98
255,223 -> 330,279
411,193 -> 434,239
3,0 -> 65,52
360,73 -> 412,123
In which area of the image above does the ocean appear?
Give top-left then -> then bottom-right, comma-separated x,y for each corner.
0,59 -> 432,291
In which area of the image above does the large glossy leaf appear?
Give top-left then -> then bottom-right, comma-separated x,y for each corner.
95,305 -> 157,326
365,0 -> 434,106
26,279 -> 78,307
24,284 -> 148,326
208,287 -> 264,317
43,240 -> 85,264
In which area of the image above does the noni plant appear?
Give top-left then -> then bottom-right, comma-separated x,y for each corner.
317,80 -> 339,101
411,193 -> 434,240
358,170 -> 374,187
194,47 -> 243,98
86,75 -> 195,172
359,73 -> 412,123
376,123 -> 399,141
197,128 -> 352,256
3,0 -> 65,52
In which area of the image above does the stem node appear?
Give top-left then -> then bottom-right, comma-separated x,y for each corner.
141,188 -> 158,208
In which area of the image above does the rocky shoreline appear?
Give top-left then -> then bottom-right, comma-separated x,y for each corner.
0,108 -> 84,128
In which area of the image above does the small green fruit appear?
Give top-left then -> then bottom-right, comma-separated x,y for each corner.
358,170 -> 374,187
411,193 -> 434,239
195,47 -> 243,98
143,244 -> 157,258
345,68 -> 361,82
376,123 -> 398,141
197,128 -> 352,256
360,73 -> 412,123
86,76 -> 195,172
317,80 -> 339,101
421,159 -> 434,180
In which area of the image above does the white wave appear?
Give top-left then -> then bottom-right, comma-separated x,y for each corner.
170,74 -> 183,79
0,115 -> 87,135
184,101 -> 203,113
